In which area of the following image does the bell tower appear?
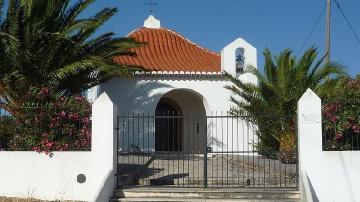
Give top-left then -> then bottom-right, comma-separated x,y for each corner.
221,37 -> 257,84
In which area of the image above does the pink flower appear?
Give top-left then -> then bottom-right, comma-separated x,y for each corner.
45,141 -> 54,148
60,111 -> 66,118
335,133 -> 343,141
68,112 -> 79,121
330,116 -> 339,122
82,118 -> 90,124
75,96 -> 84,101
68,128 -> 76,135
32,146 -> 41,153
40,87 -> 50,96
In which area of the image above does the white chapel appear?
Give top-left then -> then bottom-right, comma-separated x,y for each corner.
89,15 -> 258,153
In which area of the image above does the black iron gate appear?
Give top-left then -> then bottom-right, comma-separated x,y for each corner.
116,113 -> 298,189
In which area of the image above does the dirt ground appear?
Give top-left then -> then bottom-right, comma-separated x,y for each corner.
0,197 -> 44,202
0,197 -> 81,202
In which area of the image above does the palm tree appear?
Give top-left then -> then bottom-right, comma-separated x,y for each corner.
0,0 -> 143,113
225,47 -> 345,155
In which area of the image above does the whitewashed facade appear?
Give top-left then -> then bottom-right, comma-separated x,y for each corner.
88,15 -> 258,153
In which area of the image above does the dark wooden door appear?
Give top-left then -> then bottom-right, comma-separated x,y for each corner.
155,100 -> 182,151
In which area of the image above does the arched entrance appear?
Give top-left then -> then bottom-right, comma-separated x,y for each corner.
155,89 -> 207,153
155,98 -> 182,151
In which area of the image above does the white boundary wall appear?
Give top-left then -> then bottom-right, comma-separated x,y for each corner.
298,89 -> 360,202
0,92 -> 117,202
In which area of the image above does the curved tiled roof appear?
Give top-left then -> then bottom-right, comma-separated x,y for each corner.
113,27 -> 221,72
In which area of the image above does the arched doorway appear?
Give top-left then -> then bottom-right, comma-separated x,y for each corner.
155,98 -> 183,151
155,89 -> 208,153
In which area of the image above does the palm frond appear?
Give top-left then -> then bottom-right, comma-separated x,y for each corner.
0,0 -> 4,23
225,47 -> 345,135
61,0 -> 94,31
0,0 -> 143,113
71,7 -> 117,43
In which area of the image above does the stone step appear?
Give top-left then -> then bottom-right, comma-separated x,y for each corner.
111,187 -> 301,201
110,198 -> 300,202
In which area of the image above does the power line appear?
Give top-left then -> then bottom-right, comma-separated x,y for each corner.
334,0 -> 360,45
297,2 -> 327,55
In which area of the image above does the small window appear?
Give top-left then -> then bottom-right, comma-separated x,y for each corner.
235,48 -> 245,74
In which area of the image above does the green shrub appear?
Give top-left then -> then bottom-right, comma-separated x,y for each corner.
322,76 -> 360,150
10,87 -> 91,154
0,115 -> 16,149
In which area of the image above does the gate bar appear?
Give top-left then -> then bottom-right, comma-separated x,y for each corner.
203,119 -> 208,188
115,116 -> 120,187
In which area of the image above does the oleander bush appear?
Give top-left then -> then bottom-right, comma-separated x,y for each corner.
10,87 -> 91,154
322,75 -> 360,150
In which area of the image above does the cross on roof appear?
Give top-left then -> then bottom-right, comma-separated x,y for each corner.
145,1 -> 158,14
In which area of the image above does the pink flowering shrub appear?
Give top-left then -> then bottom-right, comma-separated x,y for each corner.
322,76 -> 360,150
10,87 -> 91,154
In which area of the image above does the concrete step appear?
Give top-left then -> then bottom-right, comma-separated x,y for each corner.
110,198 -> 300,202
110,187 -> 301,201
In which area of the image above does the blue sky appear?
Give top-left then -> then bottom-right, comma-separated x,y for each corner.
2,0 -> 358,76
80,0 -> 360,76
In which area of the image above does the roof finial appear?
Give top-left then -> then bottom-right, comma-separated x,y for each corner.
144,15 -> 161,29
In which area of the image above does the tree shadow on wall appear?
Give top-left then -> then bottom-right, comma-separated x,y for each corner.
99,78 -> 173,113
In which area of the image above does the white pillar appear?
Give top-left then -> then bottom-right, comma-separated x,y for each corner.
297,88 -> 322,167
297,88 -> 322,202
91,92 -> 118,202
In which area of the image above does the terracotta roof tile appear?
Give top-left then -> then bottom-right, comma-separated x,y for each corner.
113,27 -> 221,72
